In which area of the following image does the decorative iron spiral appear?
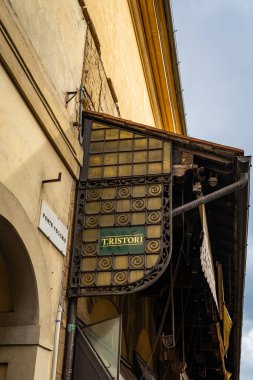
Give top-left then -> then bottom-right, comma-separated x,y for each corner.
130,255 -> 144,268
102,201 -> 115,213
146,240 -> 160,253
132,199 -> 145,211
147,211 -> 161,224
82,273 -> 95,286
83,243 -> 97,256
118,186 -> 130,198
86,215 -> 99,227
116,213 -> 130,225
148,184 -> 161,196
114,271 -> 127,284
87,188 -> 101,200
98,257 -> 112,270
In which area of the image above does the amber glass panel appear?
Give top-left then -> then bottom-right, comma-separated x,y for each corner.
133,164 -> 146,176
81,258 -> 97,271
132,213 -> 145,225
97,272 -> 112,286
147,197 -> 162,210
83,229 -> 99,241
120,130 -> 133,139
86,202 -> 100,214
92,122 -> 108,129
146,255 -> 159,268
163,142 -> 171,173
129,270 -> 144,283
149,150 -> 162,162
147,225 -> 161,238
132,185 -> 147,198
118,165 -> 132,177
90,142 -> 104,153
89,155 -> 103,166
100,214 -> 115,226
104,141 -> 118,152
134,139 -> 148,150
104,153 -> 118,165
102,187 -> 116,199
104,166 -> 117,178
149,138 -> 163,149
88,167 -> 102,178
106,129 -> 119,140
117,199 -> 131,212
91,129 -> 104,141
119,152 -> 133,164
133,151 -> 147,163
148,162 -> 162,175
114,256 -> 129,270
119,139 -> 133,151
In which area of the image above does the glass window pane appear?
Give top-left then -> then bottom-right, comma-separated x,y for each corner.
118,165 -> 132,177
149,138 -> 163,149
81,257 -> 97,271
119,152 -> 133,164
146,255 -> 159,268
149,150 -> 162,162
114,255 -> 129,269
96,272 -> 112,286
119,139 -> 133,151
129,270 -> 144,283
88,167 -> 102,178
147,197 -> 162,210
89,155 -> 103,166
106,129 -> 119,140
146,225 -> 161,238
132,213 -> 145,225
134,139 -> 148,150
163,142 -> 171,173
134,151 -> 147,163
148,162 -> 162,175
104,153 -> 118,165
104,166 -> 117,177
104,141 -> 118,152
83,229 -> 99,241
85,201 -> 100,214
102,187 -> 116,199
90,142 -> 104,153
100,214 -> 115,226
120,130 -> 133,139
91,129 -> 104,141
132,185 -> 147,197
117,199 -> 131,212
133,164 -> 146,176
92,122 -> 108,129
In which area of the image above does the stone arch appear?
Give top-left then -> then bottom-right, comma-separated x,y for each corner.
0,215 -> 39,327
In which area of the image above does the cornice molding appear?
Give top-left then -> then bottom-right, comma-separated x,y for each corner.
128,0 -> 187,135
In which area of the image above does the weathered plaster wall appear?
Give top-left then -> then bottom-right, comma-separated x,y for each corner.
83,0 -> 155,126
8,0 -> 87,115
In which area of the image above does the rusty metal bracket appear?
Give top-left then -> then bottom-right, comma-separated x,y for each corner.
42,172 -> 62,184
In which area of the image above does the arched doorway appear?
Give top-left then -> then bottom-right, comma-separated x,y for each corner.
0,216 -> 39,379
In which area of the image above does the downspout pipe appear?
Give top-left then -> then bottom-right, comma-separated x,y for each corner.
173,156 -> 251,217
51,304 -> 63,380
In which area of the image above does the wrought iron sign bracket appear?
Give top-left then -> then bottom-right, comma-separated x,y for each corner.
42,172 -> 62,184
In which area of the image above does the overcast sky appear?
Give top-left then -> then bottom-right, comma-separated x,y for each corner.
171,1 -> 252,379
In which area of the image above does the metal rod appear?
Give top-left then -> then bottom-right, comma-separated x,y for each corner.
172,173 -> 248,217
42,172 -> 62,184
63,298 -> 77,380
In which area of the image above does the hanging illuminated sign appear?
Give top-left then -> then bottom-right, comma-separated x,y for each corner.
69,115 -> 172,297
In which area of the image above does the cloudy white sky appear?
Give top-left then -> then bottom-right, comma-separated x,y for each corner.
171,1 -> 252,379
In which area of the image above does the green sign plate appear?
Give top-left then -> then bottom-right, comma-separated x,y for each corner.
99,226 -> 145,255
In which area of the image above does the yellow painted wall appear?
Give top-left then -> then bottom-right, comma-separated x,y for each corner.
85,0 -> 155,127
